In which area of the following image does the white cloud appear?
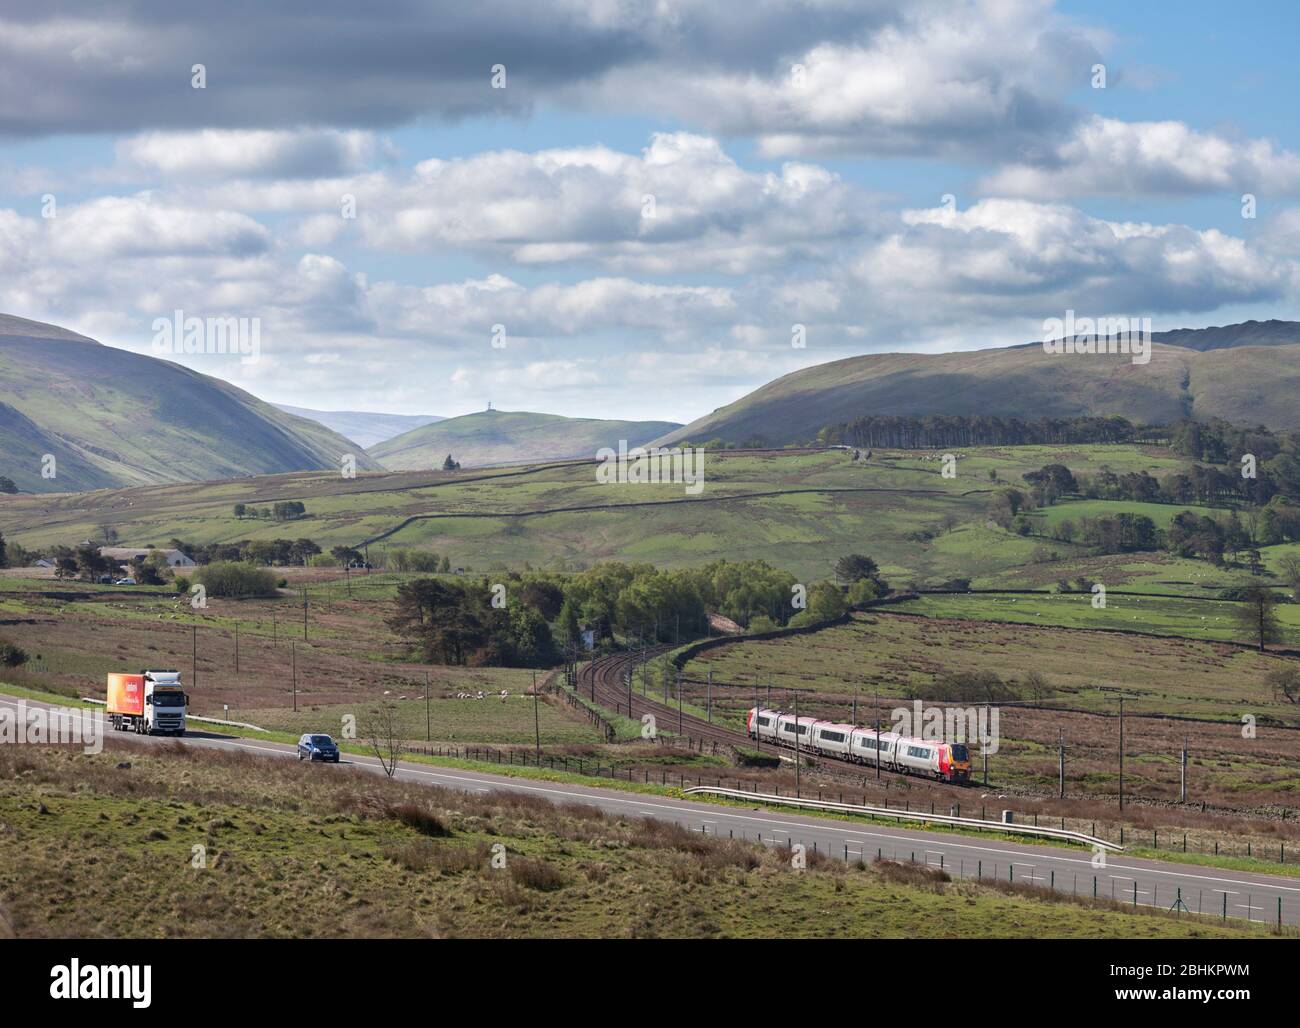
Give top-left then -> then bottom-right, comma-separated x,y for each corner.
580,0 -> 1102,160
981,117 -> 1300,198
115,129 -> 386,180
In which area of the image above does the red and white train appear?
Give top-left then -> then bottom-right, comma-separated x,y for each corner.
745,707 -> 972,783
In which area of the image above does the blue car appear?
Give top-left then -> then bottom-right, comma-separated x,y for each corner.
297,733 -> 340,762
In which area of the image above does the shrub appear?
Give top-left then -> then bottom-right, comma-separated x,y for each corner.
0,638 -> 28,668
509,857 -> 566,891
192,561 -> 278,598
388,801 -> 451,837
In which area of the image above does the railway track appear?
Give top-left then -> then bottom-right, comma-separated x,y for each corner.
574,647 -> 966,788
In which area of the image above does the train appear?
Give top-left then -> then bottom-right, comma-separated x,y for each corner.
745,707 -> 972,783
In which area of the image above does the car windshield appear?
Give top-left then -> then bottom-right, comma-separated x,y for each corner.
951,745 -> 969,761
311,736 -> 334,746
152,691 -> 185,705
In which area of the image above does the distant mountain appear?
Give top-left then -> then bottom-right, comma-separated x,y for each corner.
0,314 -> 383,493
1152,319 -> 1300,351
370,409 -> 683,469
654,326 -> 1300,448
274,405 -> 444,449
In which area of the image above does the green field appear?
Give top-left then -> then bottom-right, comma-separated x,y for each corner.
0,741 -> 1265,938
245,695 -> 604,747
3,443 -> 1274,588
890,591 -> 1300,645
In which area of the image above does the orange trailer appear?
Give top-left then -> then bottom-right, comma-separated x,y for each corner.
106,673 -> 145,717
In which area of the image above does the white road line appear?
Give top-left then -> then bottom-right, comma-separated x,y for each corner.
3,694 -> 1299,900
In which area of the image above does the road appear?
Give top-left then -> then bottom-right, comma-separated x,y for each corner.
4,692 -> 1300,928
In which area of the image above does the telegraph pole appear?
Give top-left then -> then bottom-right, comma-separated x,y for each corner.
1180,737 -> 1188,803
425,670 -> 431,741
192,624 -> 198,690
677,671 -> 683,736
302,587 -> 308,641
852,687 -> 858,725
234,622 -> 239,674
706,670 -> 712,723
754,681 -> 761,751
875,688 -> 881,781
1118,697 -> 1125,812
793,688 -> 801,798
982,703 -> 989,786
291,641 -> 297,713
533,669 -> 540,758
1058,728 -> 1065,799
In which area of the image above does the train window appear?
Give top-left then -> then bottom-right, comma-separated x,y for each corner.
907,746 -> 931,758
820,730 -> 844,743
757,717 -> 771,727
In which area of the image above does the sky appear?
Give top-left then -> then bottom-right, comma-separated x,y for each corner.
1,0 -> 1299,424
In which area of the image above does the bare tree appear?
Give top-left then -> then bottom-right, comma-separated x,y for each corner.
1266,667 -> 1300,704
366,702 -> 403,777
1234,586 -> 1282,652
1277,554 -> 1300,599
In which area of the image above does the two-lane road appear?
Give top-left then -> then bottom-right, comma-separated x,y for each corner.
4,692 -> 1299,928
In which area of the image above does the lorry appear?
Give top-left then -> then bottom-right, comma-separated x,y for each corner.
106,670 -> 189,735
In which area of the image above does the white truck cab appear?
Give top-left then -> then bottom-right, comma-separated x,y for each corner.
142,670 -> 188,735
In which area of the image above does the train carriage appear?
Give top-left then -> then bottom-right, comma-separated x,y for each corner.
774,713 -> 818,747
746,707 -> 781,741
747,707 -> 971,783
810,721 -> 855,758
848,726 -> 897,766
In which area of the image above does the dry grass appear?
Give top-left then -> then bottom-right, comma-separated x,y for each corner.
0,739 -> 1278,938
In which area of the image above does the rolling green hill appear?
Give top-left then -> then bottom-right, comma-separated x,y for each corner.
370,409 -> 681,469
0,314 -> 383,493
274,404 -> 444,448
654,336 -> 1300,448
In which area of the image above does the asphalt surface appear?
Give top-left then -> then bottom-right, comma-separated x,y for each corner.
5,692 -> 1300,928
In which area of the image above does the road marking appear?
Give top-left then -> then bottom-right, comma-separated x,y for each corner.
4,694 -> 1300,903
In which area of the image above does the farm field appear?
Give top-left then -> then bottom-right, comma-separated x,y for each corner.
0,571 -> 539,736
0,741 -> 1265,939
890,592 -> 1300,644
676,612 -> 1300,812
1,444 -> 1265,586
244,695 -> 604,748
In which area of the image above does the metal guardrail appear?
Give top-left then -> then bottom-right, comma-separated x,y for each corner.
682,786 -> 1125,852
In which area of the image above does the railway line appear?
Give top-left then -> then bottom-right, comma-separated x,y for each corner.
574,647 -> 969,790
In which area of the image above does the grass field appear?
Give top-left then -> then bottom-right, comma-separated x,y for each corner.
0,741 -> 1266,938
245,695 -> 604,747
2,443 -> 1266,585
890,591 -> 1300,644
675,611 -> 1300,813
0,571 -> 541,737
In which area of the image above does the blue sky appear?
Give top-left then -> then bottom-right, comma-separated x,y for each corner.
1,0 -> 1298,424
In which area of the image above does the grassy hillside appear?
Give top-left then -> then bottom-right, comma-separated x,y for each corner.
0,442 -> 1276,588
275,405 -> 443,449
371,409 -> 681,469
0,315 -> 383,493
655,339 -> 1300,447
1154,319 -> 1300,351
0,743 -> 1262,938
